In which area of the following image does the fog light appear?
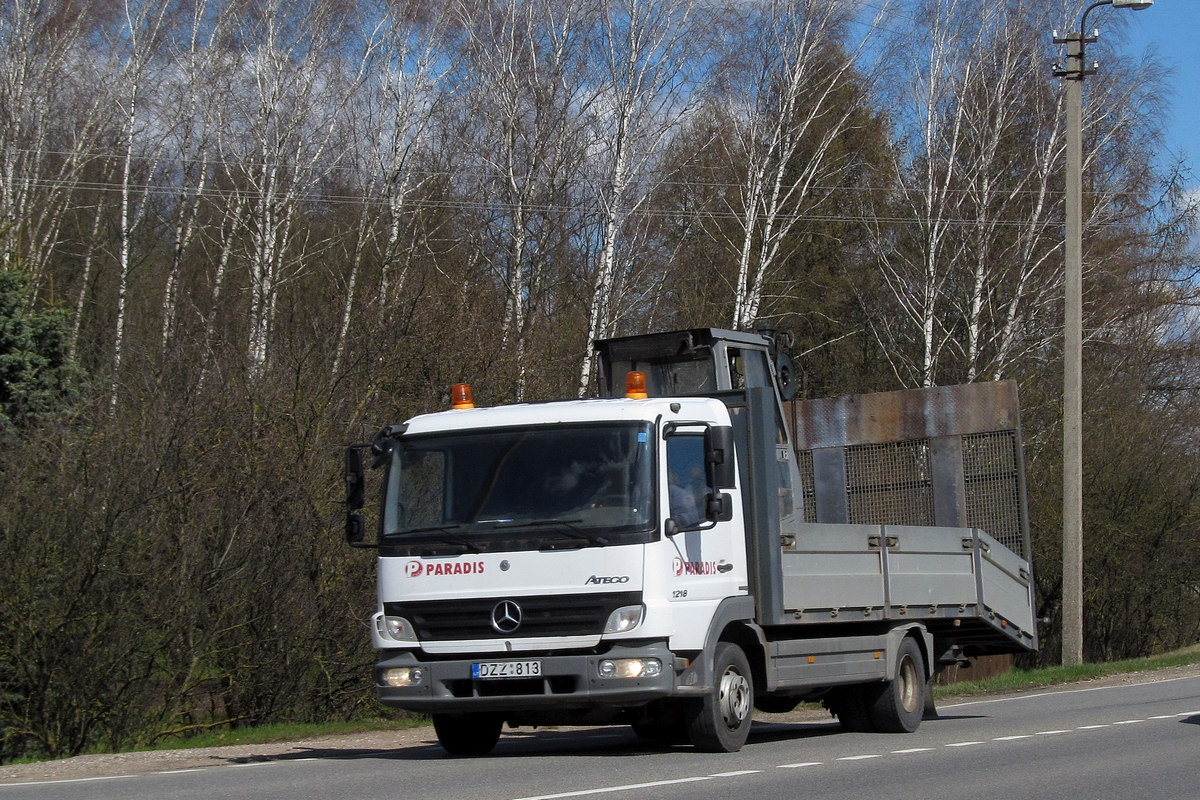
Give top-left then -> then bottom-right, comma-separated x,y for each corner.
597,658 -> 662,679
383,667 -> 424,687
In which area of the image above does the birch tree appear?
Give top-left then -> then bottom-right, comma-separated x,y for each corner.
724,0 -> 884,333
332,2 -> 457,377
947,1 -> 1067,381
107,0 -> 176,408
867,0 -> 987,387
158,0 -> 230,354
0,1 -> 113,290
456,0 -> 594,399
577,0 -> 708,395
216,0 -> 375,376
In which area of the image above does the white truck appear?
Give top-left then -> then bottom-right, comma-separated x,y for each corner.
344,328 -> 1037,755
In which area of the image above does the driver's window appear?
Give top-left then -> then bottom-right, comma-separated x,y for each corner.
666,434 -> 707,528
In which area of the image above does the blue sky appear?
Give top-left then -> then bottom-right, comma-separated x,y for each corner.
1118,0 -> 1199,190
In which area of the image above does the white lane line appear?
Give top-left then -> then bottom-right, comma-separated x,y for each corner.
0,774 -> 134,787
945,741 -> 985,747
777,762 -> 823,769
1076,725 -> 1109,730
994,735 -> 1034,741
837,754 -> 881,761
509,776 -> 715,800
711,771 -> 761,777
1035,730 -> 1072,735
1113,719 -> 1144,725
892,747 -> 933,754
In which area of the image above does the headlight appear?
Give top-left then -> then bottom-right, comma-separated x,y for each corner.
603,604 -> 644,633
598,658 -> 662,679
376,615 -> 417,642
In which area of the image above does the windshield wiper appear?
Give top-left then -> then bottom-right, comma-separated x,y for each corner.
493,518 -> 609,547
393,524 -> 482,553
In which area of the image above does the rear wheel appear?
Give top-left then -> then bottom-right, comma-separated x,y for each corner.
432,712 -> 503,756
868,636 -> 926,733
685,642 -> 754,752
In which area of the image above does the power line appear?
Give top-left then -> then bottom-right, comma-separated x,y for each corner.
10,174 -> 1143,231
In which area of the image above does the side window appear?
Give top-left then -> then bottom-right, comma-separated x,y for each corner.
666,434 -> 707,528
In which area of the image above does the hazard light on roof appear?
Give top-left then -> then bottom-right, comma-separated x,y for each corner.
625,371 -> 648,399
451,383 -> 474,409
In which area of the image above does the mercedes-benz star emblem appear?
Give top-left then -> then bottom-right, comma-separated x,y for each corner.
491,600 -> 522,634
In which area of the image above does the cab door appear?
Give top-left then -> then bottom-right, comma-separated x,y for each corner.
662,427 -> 745,603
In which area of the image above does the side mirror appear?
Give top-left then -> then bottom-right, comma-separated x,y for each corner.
775,353 -> 796,401
346,447 -> 364,511
705,426 -> 736,489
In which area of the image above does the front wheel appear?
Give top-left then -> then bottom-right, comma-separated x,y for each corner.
685,642 -> 754,752
432,712 -> 503,756
868,636 -> 926,733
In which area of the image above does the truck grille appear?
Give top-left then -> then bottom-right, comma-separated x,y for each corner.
384,592 -> 641,641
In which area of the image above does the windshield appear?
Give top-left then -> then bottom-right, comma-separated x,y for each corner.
380,422 -> 655,554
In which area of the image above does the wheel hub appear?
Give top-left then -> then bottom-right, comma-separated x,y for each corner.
718,667 -> 751,728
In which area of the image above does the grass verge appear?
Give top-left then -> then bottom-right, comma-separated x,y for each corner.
934,644 -> 1200,699
136,715 -> 429,753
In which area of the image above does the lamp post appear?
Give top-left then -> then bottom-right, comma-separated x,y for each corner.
1053,0 -> 1151,668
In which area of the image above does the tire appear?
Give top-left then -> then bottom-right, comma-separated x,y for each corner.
432,712 -> 503,756
827,685 -> 874,732
868,636 -> 926,733
685,642 -> 754,752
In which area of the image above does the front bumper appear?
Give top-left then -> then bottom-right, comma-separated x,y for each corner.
376,640 -> 694,714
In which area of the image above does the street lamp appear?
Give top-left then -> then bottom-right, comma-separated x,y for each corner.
1053,0 -> 1151,668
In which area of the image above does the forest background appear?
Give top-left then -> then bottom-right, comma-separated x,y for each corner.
1,0 -> 1197,762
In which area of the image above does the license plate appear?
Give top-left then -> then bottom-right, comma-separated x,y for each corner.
472,660 -> 542,679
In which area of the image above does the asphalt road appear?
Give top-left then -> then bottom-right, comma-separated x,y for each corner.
4,674 -> 1199,800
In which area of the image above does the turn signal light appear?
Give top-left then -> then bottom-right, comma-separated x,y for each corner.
451,383 -> 474,409
625,371 -> 648,399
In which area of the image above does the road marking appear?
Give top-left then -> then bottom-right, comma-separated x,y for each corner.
1035,729 -> 1071,735
837,754 -> 881,761
509,776 -> 715,800
892,747 -> 933,754
1113,719 -> 1144,725
1075,725 -> 1109,730
945,741 -> 985,747
0,774 -> 133,787
777,762 -> 823,769
994,734 -> 1033,740
711,770 -> 761,777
